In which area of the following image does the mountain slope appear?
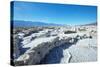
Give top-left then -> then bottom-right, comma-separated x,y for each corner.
11,20 -> 64,27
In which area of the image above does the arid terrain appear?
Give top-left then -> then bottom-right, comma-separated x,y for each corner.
12,24 -> 97,65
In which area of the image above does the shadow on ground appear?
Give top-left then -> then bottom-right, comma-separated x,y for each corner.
14,38 -> 30,59
39,39 -> 78,64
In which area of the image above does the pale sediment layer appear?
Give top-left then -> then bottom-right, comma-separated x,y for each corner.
13,26 -> 97,65
40,38 -> 97,64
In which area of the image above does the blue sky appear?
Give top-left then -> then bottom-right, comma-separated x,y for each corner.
11,1 -> 97,25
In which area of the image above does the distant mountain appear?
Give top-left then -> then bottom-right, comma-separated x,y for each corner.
80,22 -> 97,26
11,20 -> 65,27
85,22 -> 97,26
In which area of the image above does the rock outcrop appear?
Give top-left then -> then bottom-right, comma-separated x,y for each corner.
13,26 -> 96,66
